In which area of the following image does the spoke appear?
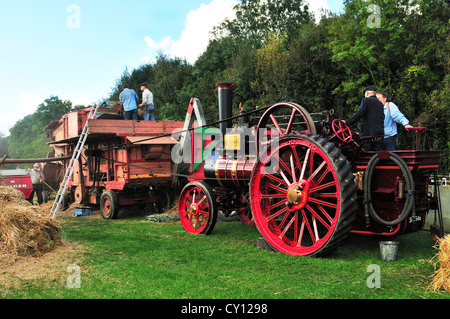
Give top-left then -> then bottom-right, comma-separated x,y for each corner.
268,199 -> 286,211
266,206 -> 289,222
197,209 -> 210,217
285,109 -> 297,134
278,167 -> 291,186
315,202 -> 334,224
309,181 -> 336,193
261,193 -> 286,199
309,197 -> 337,209
299,149 -> 311,181
280,214 -> 296,239
275,154 -> 294,181
268,182 -> 288,193
316,168 -> 330,185
297,217 -> 306,246
315,192 -> 338,198
312,217 -> 319,241
301,208 -> 316,244
269,114 -> 283,136
290,154 -> 296,183
265,174 -> 288,187
197,195 -> 207,205
278,209 -> 290,231
308,161 -> 327,182
306,204 -> 331,230
293,211 -> 299,243
291,145 -> 302,172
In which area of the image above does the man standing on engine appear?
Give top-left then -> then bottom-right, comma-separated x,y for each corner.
344,86 -> 385,151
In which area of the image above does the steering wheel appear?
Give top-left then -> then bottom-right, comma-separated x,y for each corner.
332,119 -> 352,143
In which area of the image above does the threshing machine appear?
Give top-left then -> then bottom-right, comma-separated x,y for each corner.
45,105 -> 184,219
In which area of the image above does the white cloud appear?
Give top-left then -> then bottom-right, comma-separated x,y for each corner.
143,0 -> 333,64
0,93 -> 44,135
144,0 -> 238,64
17,92 -> 44,117
71,96 -> 97,107
305,0 -> 331,22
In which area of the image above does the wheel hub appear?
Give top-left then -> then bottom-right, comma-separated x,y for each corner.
187,203 -> 198,215
286,181 -> 309,210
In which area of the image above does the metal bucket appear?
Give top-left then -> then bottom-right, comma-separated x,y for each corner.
379,241 -> 399,262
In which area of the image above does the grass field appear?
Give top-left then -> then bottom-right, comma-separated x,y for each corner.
0,211 -> 449,301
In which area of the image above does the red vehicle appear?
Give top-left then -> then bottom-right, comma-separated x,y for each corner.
176,84 -> 443,256
1,169 -> 33,200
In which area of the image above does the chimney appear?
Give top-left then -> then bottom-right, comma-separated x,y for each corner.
217,83 -> 234,137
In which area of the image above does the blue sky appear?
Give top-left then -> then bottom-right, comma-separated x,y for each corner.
0,0 -> 344,136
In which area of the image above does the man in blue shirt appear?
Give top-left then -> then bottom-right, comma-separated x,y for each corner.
376,92 -> 413,150
119,85 -> 139,120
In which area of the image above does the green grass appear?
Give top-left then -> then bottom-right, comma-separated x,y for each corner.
1,213 -> 449,300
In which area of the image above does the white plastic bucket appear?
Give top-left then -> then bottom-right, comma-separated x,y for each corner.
379,241 -> 399,262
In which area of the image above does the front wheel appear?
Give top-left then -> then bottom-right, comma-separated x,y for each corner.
179,181 -> 218,235
250,134 -> 357,256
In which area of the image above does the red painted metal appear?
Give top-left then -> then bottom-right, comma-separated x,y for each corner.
179,182 -> 216,234
1,170 -> 33,200
250,137 -> 343,256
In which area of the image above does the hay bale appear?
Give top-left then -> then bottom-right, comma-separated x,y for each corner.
0,186 -> 62,257
429,234 -> 450,292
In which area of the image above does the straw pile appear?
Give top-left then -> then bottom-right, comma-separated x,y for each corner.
146,201 -> 180,223
429,234 -> 450,292
0,186 -> 62,257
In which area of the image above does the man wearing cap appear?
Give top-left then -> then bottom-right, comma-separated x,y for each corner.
139,83 -> 155,121
344,86 -> 385,151
27,163 -> 45,205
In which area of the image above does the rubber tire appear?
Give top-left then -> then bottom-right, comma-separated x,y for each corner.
250,133 -> 358,257
100,190 -> 119,219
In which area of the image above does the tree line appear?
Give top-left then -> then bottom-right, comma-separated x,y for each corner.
2,0 -> 449,171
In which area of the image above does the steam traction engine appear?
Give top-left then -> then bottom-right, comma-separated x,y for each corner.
177,84 -> 442,256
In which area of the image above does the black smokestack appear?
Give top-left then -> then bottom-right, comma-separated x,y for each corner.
217,83 -> 234,137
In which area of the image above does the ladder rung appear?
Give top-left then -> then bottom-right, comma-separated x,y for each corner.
50,103 -> 100,218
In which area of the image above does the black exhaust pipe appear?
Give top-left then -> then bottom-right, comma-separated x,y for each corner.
217,83 -> 234,137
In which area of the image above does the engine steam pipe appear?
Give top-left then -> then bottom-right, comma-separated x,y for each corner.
217,83 -> 234,137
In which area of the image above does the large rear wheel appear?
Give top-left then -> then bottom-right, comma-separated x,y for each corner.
250,134 -> 357,256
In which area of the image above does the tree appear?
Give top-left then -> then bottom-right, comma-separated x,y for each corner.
213,0 -> 313,47
8,96 -> 73,160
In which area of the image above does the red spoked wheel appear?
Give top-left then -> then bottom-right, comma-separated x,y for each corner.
250,134 -> 357,256
332,119 -> 352,143
238,207 -> 255,226
256,103 -> 317,153
179,181 -> 218,235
